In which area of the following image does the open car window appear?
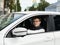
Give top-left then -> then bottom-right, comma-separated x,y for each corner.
16,15 -> 47,30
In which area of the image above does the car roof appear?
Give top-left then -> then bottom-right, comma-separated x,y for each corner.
12,11 -> 60,15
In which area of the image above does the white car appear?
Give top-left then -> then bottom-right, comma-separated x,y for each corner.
0,11 -> 60,45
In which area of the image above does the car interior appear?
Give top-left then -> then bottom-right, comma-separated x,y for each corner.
16,15 -> 47,30
54,15 -> 60,30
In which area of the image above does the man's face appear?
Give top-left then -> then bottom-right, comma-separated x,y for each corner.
33,18 -> 41,27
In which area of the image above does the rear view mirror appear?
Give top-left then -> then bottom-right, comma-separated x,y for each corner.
12,27 -> 27,37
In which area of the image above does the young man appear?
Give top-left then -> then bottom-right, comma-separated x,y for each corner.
28,16 -> 45,34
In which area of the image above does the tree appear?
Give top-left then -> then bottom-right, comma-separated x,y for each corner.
24,1 -> 38,11
29,6 -> 36,11
37,0 -> 50,11
5,0 -> 21,12
9,0 -> 15,12
15,0 -> 21,11
25,5 -> 37,11
24,0 -> 50,11
4,0 -> 11,14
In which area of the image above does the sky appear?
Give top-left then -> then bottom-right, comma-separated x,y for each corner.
20,0 -> 57,11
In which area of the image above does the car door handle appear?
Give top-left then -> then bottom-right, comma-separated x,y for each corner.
45,37 -> 53,42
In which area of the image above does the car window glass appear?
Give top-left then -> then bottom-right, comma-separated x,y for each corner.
0,13 -> 25,31
54,15 -> 60,31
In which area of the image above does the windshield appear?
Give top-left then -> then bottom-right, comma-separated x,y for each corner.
0,13 -> 26,31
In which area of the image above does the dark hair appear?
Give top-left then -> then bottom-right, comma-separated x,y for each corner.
32,16 -> 41,21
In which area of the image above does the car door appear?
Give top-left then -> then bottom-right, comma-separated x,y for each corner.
4,14 -> 54,45
4,32 -> 54,45
53,15 -> 60,45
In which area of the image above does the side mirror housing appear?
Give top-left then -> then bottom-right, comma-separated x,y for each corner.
12,27 -> 27,37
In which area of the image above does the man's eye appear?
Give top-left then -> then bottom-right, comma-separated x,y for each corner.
34,21 -> 39,22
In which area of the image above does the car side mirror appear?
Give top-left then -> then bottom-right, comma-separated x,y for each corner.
12,27 -> 27,37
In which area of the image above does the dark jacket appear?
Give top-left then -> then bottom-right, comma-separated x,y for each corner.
30,25 -> 44,30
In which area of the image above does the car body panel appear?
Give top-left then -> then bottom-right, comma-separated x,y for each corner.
0,11 -> 60,45
4,32 -> 54,45
54,31 -> 60,45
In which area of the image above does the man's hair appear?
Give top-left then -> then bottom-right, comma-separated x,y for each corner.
32,16 -> 41,21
